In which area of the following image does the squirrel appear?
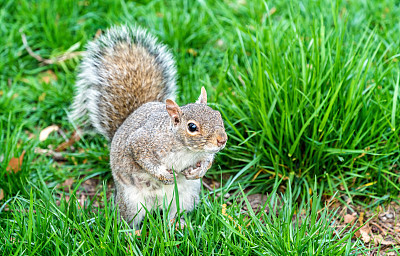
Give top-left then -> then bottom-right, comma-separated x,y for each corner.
71,25 -> 227,229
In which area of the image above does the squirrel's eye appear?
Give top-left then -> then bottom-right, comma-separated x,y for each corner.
188,123 -> 198,132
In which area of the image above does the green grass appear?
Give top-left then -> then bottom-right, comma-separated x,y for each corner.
0,178 -> 367,255
1,0 -> 400,254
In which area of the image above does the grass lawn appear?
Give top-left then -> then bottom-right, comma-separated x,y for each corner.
1,0 -> 400,255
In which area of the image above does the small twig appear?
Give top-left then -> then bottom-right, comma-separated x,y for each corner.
55,129 -> 82,152
20,28 -> 49,63
371,222 -> 388,236
34,148 -> 65,161
317,197 -> 337,215
57,128 -> 77,151
57,128 -> 69,141
202,180 -> 213,191
375,222 -> 400,243
379,221 -> 397,234
20,28 -> 83,65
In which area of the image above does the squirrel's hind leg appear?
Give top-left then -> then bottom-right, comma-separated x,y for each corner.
116,183 -> 156,230
166,179 -> 201,226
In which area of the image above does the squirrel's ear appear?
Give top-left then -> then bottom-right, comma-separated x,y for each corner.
196,87 -> 207,104
166,99 -> 182,125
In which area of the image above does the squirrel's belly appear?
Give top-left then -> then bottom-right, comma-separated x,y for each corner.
163,150 -> 209,172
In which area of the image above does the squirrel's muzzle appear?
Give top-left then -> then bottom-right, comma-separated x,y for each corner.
216,131 -> 228,147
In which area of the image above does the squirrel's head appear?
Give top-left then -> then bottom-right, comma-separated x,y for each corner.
166,87 -> 227,153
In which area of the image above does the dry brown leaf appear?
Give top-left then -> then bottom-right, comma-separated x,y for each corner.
61,178 -> 74,192
358,212 -> 364,225
40,70 -> 58,84
243,194 -> 267,212
344,213 -> 357,224
269,7 -> 277,16
0,189 -> 4,200
359,225 -> 371,243
373,234 -> 395,246
6,151 -> 26,173
187,48 -> 198,57
38,92 -> 46,102
39,125 -> 59,141
63,178 -> 74,187
55,130 -> 81,152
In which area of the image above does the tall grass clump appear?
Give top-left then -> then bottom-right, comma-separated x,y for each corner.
0,179 -> 366,255
216,3 -> 400,197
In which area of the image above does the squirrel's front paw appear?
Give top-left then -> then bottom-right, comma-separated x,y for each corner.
182,166 -> 201,180
182,161 -> 211,180
157,169 -> 175,185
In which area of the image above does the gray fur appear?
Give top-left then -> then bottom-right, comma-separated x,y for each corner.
71,25 -> 177,139
111,101 -> 226,228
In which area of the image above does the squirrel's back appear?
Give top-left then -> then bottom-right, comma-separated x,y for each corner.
71,25 -> 177,140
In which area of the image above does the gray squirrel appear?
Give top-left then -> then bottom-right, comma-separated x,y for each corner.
71,25 -> 227,229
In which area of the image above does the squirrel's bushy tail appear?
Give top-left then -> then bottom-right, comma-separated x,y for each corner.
71,25 -> 177,140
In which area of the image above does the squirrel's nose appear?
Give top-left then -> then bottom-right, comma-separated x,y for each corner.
216,132 -> 227,147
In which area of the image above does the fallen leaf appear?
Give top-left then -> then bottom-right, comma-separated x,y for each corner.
61,178 -> 74,192
344,213 -> 357,224
39,125 -> 59,141
243,194 -> 268,212
358,212 -> 364,225
0,189 -> 4,200
359,225 -> 371,243
38,92 -> 46,102
6,151 -> 26,173
187,48 -> 198,57
55,129 -> 81,152
373,234 -> 395,245
39,70 -> 57,84
269,7 -> 277,16
63,178 -> 74,187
